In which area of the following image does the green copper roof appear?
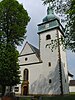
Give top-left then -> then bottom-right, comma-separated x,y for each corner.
43,6 -> 59,22
37,5 -> 64,35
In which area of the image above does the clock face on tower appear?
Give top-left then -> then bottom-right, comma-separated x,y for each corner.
45,23 -> 49,29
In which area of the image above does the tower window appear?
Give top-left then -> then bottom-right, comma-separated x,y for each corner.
49,62 -> 51,67
65,79 -> 66,83
46,35 -> 51,40
46,23 -> 49,28
49,79 -> 52,83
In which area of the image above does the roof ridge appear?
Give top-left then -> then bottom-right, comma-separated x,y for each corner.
20,42 -> 41,61
28,43 -> 41,61
28,42 -> 39,52
20,41 -> 28,55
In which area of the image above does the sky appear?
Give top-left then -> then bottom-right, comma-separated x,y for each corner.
16,0 -> 75,79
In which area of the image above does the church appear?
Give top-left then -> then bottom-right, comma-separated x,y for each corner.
13,5 -> 69,95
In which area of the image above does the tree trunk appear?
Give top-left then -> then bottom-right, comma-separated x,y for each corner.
2,85 -> 6,96
10,86 -> 12,92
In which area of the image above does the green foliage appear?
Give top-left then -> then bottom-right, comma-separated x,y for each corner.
42,0 -> 75,52
0,0 -> 30,95
42,0 -> 54,5
65,0 -> 75,52
42,0 -> 70,15
46,37 -> 65,52
0,0 -> 30,45
0,44 -> 20,86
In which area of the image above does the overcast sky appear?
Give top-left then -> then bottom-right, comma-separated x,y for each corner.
17,0 -> 75,78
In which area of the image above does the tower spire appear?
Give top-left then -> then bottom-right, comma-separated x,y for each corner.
49,1 -> 50,7
47,2 -> 54,15
42,1 -> 59,22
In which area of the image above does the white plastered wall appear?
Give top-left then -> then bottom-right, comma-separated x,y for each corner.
39,29 -> 61,94
69,86 -> 75,92
20,42 -> 33,55
58,30 -> 69,94
19,54 -> 40,65
14,29 -> 69,95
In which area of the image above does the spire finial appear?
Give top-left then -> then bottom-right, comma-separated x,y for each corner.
47,2 -> 54,15
43,0 -> 59,22
49,2 -> 50,8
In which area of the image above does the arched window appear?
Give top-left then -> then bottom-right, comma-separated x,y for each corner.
23,69 -> 29,81
46,35 -> 51,40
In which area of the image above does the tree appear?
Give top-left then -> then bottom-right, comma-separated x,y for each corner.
0,0 -> 30,95
42,0 -> 75,52
42,0 -> 70,15
65,0 -> 75,52
0,0 -> 30,45
0,44 -> 20,95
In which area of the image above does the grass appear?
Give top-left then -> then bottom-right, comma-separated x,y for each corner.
18,94 -> 75,100
70,92 -> 75,95
17,96 -> 33,100
41,95 -> 75,100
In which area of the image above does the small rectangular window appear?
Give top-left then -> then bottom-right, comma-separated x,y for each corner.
65,79 -> 66,83
49,79 -> 51,83
49,62 -> 51,67
14,87 -> 19,92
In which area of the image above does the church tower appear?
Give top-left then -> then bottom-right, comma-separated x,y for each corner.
37,6 -> 69,94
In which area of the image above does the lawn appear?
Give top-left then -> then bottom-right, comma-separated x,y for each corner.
41,95 -> 75,100
17,94 -> 75,100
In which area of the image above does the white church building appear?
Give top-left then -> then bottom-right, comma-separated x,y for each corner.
13,6 -> 69,95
